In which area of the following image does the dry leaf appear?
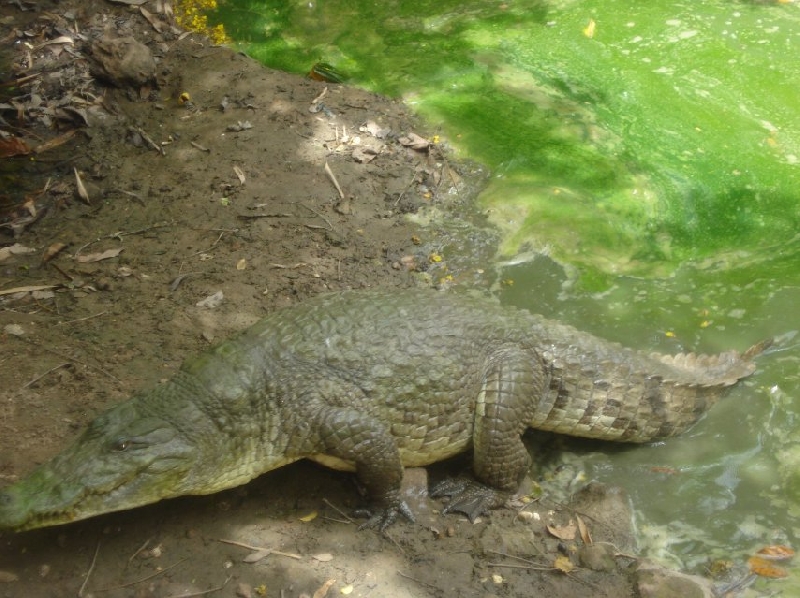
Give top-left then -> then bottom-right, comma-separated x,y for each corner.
233,165 -> 246,185
352,146 -> 378,163
547,521 -> 577,541
42,242 -> 68,264
0,243 -> 37,263
75,248 -> 123,263
576,514 -> 592,545
312,553 -> 333,562
0,285 -> 58,297
74,167 -> 90,204
236,258 -> 247,270
196,291 -> 224,308
243,550 -> 270,563
339,584 -> 354,595
312,578 -> 336,598
299,510 -> 318,522
553,554 -> 575,573
756,545 -> 795,561
748,556 -> 789,578
0,570 -> 20,583
398,132 -> 430,151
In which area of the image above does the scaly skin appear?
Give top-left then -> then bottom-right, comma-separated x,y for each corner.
0,289 -> 769,531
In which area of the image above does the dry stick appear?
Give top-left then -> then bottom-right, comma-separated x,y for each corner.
323,161 -> 344,199
127,536 -> 153,566
17,337 -> 120,384
187,231 -> 226,259
215,538 -> 302,560
168,576 -> 232,598
396,571 -> 439,591
297,202 -> 333,230
322,497 -> 354,524
78,541 -> 101,598
73,223 -> 171,259
94,558 -> 187,592
56,311 -> 108,326
20,362 -> 71,391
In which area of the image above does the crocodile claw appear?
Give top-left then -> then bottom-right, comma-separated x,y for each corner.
355,499 -> 415,531
431,479 -> 505,522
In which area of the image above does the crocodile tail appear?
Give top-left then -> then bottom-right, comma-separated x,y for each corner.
654,337 -> 772,387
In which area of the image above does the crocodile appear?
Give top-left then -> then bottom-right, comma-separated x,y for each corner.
0,289 -> 769,532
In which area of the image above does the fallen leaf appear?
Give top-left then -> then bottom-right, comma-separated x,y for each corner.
0,244 -> 37,263
352,146 -> 378,163
312,553 -> 333,562
243,550 -> 270,563
583,19 -> 596,38
233,165 -> 246,185
74,167 -> 90,204
756,545 -> 795,561
547,521 -> 577,541
576,514 -> 592,545
196,291 -> 224,308
0,285 -> 58,296
236,258 -> 247,270
553,554 -> 575,573
42,242 -> 67,264
398,132 -> 430,151
312,578 -> 336,598
0,136 -> 31,158
0,570 -> 19,583
339,584 -> 354,595
75,248 -> 123,263
299,510 -> 318,522
748,556 -> 789,578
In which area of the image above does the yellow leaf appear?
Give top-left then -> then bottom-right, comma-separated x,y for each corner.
299,510 -> 318,522
553,554 -> 575,573
583,19 -> 596,39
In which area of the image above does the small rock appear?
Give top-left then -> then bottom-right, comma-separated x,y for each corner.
3,324 -> 25,336
89,35 -> 156,88
568,481 -> 637,552
235,582 -> 252,598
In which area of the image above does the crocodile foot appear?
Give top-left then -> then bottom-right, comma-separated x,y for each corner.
354,499 -> 415,531
431,478 -> 506,522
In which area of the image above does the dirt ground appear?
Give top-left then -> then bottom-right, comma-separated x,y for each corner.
0,2 -> 718,598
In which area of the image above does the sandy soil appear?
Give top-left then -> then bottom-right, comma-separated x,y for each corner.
0,2 -> 664,597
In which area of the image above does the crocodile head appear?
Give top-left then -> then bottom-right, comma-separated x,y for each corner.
0,399 -> 198,532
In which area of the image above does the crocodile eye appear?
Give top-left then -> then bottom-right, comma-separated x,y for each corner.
111,438 -> 130,452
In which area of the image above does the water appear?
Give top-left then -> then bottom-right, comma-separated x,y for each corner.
196,0 -> 800,579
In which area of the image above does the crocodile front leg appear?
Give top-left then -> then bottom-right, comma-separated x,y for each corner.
434,343 -> 547,520
306,405 -> 414,530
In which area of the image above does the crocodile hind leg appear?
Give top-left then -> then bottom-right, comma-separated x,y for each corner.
433,343 -> 547,521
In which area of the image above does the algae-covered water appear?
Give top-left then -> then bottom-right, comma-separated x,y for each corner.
199,0 -> 799,581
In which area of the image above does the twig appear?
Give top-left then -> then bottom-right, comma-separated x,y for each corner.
94,558 -> 186,592
215,538 -> 302,560
396,571 -> 438,591
323,161 -> 344,199
188,231 -> 225,258
297,202 -> 333,230
322,498 -> 354,524
134,126 -> 165,156
169,576 -> 232,597
127,536 -> 153,566
73,223 -> 171,259
78,541 -> 101,597
17,337 -> 120,384
56,312 -> 108,326
20,362 -> 71,391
